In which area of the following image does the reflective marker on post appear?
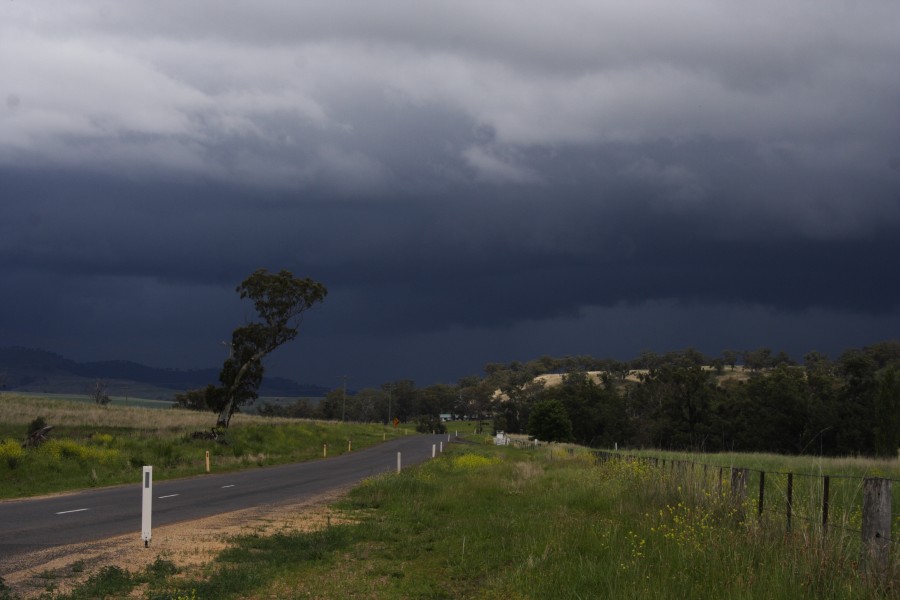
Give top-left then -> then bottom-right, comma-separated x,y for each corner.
141,466 -> 152,547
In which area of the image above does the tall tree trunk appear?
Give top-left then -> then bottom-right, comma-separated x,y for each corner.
215,349 -> 268,428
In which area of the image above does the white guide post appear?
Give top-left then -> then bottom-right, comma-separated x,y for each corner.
397,451 -> 402,473
141,466 -> 152,547
440,441 -> 443,453
432,444 -> 436,458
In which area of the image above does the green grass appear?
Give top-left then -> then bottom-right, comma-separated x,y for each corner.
607,448 -> 900,550
53,444 -> 896,600
0,395 -> 407,499
616,448 -> 900,479
5,396 -> 897,598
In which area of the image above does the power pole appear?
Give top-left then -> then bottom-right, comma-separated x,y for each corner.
341,375 -> 348,421
387,384 -> 393,426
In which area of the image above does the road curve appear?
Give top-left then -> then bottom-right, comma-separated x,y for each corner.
0,433 -> 450,563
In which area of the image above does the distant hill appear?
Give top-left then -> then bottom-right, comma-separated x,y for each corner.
0,347 -> 329,400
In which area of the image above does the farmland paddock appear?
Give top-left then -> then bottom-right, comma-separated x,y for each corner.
591,449 -> 899,588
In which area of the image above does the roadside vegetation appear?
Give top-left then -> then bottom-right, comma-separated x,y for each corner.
0,394 -> 405,500
43,443 -> 897,600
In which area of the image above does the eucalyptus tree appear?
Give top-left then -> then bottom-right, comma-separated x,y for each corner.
214,269 -> 327,428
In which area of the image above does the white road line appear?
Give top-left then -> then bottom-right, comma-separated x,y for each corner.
56,508 -> 88,515
221,484 -> 235,489
158,494 -> 179,499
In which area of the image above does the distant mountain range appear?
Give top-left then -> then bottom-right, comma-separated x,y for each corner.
0,347 -> 329,400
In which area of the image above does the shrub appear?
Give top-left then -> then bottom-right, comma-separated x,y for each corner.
415,415 -> 447,434
40,439 -> 120,464
27,416 -> 48,436
90,433 -> 115,446
451,453 -> 500,471
0,439 -> 24,469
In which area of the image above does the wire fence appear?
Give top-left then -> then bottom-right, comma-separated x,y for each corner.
573,449 -> 898,582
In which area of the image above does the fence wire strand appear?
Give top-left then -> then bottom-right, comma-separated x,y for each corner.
588,449 -> 898,555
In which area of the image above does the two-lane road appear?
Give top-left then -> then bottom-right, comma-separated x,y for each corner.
0,433 -> 448,564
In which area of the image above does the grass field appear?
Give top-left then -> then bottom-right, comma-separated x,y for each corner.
7,391 -> 176,409
2,395 -> 898,599
43,444 -> 898,600
0,394 -> 408,500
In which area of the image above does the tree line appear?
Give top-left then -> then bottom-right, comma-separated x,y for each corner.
171,269 -> 899,458
182,337 -> 899,458
497,342 -> 900,457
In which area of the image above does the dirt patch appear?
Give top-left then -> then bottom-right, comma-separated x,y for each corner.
2,486 -> 355,599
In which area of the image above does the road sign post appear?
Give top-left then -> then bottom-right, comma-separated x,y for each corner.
141,466 -> 152,547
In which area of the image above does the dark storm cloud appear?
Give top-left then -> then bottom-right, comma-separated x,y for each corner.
1,1 -> 898,385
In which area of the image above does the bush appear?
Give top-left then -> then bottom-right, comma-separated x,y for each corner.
0,439 -> 24,469
415,415 -> 447,434
40,439 -> 120,464
27,416 -> 48,436
90,433 -> 115,446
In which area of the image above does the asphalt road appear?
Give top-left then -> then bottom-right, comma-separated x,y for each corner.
0,433 -> 449,563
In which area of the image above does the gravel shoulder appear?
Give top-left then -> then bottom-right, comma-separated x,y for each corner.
2,486 -> 354,599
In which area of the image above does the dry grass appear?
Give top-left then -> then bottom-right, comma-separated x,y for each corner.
0,393 -> 298,432
493,366 -> 754,401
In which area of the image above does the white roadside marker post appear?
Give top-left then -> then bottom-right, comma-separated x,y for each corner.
440,441 -> 443,453
397,452 -> 401,473
141,466 -> 152,547
432,444 -> 436,458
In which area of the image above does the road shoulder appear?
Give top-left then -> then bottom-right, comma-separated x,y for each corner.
3,485 -> 355,599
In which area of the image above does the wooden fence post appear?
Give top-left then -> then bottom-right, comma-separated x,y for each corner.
861,477 -> 892,581
758,471 -> 766,518
731,468 -> 749,518
786,473 -> 793,532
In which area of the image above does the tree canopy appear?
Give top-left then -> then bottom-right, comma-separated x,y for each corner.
175,269 -> 327,428
215,269 -> 327,428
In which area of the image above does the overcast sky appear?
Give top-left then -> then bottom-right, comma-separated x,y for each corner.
2,1 -> 899,389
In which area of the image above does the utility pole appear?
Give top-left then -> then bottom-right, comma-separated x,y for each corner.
341,375 -> 348,421
387,383 -> 392,426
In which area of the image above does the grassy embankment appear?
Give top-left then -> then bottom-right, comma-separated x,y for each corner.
47,446 -> 900,599
0,394 -> 408,500
3,395 -> 898,599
